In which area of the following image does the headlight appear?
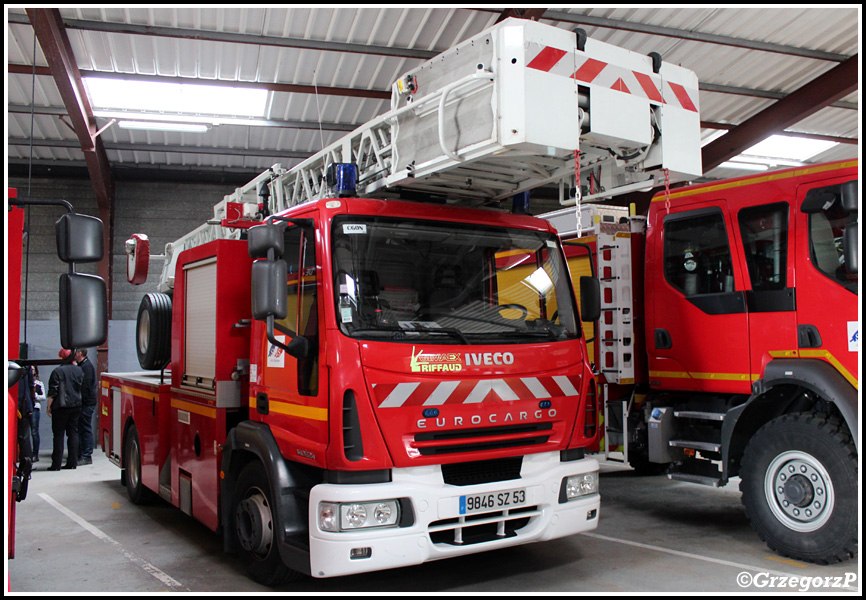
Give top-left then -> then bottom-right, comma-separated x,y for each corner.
561,472 -> 598,502
319,500 -> 400,532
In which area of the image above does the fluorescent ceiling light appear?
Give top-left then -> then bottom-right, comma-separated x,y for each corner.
84,78 -> 268,118
118,120 -> 210,133
742,135 -> 836,162
719,161 -> 769,172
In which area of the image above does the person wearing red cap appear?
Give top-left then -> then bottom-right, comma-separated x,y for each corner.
46,348 -> 84,470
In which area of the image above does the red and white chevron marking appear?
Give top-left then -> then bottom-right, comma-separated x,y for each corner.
373,375 -> 581,408
526,45 -> 698,113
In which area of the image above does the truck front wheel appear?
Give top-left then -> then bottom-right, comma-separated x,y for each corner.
232,461 -> 301,586
740,412 -> 857,564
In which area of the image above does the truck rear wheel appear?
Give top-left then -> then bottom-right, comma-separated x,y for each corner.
740,412 -> 857,564
136,293 -> 172,370
232,461 -> 301,586
124,424 -> 156,505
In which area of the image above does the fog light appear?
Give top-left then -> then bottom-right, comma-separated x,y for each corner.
560,472 -> 598,502
350,547 -> 372,560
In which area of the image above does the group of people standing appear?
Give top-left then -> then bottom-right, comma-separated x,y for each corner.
17,348 -> 99,471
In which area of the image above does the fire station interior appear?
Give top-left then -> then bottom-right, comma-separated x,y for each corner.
7,7 -> 859,594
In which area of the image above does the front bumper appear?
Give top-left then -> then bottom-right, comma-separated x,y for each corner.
308,451 -> 599,578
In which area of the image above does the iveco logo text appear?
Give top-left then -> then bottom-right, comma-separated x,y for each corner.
465,352 -> 514,366
418,409 -> 556,429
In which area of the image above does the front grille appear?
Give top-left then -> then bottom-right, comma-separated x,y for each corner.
414,423 -> 552,456
429,505 -> 540,546
442,456 -> 523,487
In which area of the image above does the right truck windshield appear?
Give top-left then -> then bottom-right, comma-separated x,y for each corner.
806,183 -> 858,294
331,215 -> 580,344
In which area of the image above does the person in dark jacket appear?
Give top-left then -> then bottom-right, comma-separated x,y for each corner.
75,348 -> 98,465
17,364 -> 35,467
31,367 -> 46,462
47,349 -> 84,470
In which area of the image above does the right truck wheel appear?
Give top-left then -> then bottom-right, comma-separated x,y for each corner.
740,412 -> 857,564
231,461 -> 302,586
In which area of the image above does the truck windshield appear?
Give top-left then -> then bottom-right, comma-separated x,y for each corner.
809,192 -> 857,294
332,216 -> 579,343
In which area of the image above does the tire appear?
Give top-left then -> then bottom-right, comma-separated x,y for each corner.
628,452 -> 669,476
136,293 -> 172,370
740,412 -> 857,564
232,461 -> 302,586
124,424 -> 156,505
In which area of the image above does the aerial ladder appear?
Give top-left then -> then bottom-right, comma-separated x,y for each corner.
133,18 -> 702,293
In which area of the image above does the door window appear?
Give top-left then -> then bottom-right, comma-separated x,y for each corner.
738,203 -> 789,291
663,211 -> 735,296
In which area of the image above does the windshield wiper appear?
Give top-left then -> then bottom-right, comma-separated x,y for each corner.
409,324 -> 470,345
348,325 -> 469,344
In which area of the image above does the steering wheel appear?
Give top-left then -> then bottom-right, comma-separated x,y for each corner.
498,303 -> 528,320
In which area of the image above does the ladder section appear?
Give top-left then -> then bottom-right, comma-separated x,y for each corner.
264,17 -> 701,211
595,227 -> 635,385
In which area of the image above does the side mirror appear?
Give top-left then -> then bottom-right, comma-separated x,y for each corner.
251,259 -> 288,320
56,213 -> 104,263
59,272 -> 108,348
248,222 -> 285,260
8,362 -> 25,390
843,225 -> 858,274
126,233 -> 150,285
840,180 -> 858,214
579,276 -> 601,323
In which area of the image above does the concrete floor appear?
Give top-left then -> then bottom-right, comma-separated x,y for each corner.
6,447 -> 860,594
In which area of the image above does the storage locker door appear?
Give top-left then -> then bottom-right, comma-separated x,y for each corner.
184,259 -> 217,385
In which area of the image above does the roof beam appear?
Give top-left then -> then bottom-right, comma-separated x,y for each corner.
7,13 -> 437,61
8,63 -> 390,101
530,9 -> 851,62
702,54 -> 858,172
9,137 -> 314,160
9,63 -> 857,110
26,7 -> 117,367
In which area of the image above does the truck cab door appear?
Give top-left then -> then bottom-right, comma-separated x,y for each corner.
734,201 -> 798,383
647,203 -> 752,393
253,221 -> 329,458
792,175 -> 859,386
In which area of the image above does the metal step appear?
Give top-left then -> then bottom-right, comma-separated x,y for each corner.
667,457 -> 724,487
667,472 -> 722,487
669,439 -> 721,453
674,410 -> 725,421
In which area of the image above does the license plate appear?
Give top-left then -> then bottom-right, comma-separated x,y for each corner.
459,488 -> 527,515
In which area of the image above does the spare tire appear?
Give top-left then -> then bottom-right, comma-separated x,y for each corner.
136,293 -> 172,370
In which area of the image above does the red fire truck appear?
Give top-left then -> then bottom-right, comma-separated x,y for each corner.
99,18 -> 704,583
7,188 -> 108,558
544,159 -> 859,564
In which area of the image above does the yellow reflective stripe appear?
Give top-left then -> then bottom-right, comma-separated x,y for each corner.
768,350 -> 858,389
122,385 -> 157,402
248,397 -> 328,421
650,370 -> 751,381
652,160 -> 858,203
172,397 -> 216,419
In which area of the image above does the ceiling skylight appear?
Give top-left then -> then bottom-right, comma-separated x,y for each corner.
720,134 -> 837,171
84,78 -> 268,118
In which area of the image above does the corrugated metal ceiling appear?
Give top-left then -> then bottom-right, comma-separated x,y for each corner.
6,6 -> 860,185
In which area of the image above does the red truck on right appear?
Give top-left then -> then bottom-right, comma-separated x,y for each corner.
544,159 -> 858,564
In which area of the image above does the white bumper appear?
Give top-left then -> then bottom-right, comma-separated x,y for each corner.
308,452 -> 599,578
